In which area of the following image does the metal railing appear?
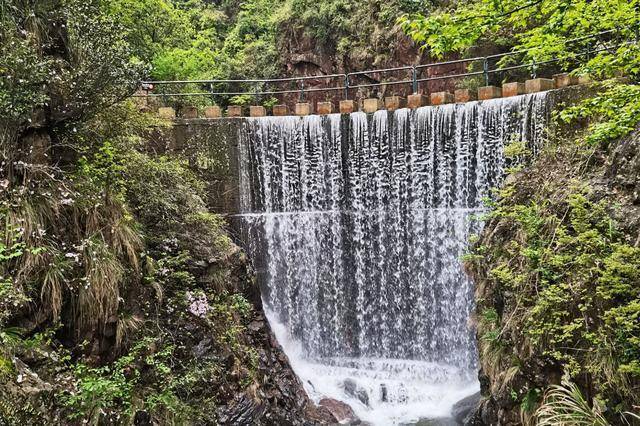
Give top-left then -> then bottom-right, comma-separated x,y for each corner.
134,26 -> 637,102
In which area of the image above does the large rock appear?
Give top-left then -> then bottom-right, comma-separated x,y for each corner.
343,378 -> 369,406
319,398 -> 359,424
451,392 -> 481,425
403,418 -> 458,426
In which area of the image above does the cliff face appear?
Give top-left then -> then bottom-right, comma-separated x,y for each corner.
465,117 -> 640,424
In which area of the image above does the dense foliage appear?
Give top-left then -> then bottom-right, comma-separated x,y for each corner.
102,0 -> 427,106
0,1 -> 269,424
400,0 -> 640,79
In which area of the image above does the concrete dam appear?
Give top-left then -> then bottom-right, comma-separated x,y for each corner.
155,91 -> 557,424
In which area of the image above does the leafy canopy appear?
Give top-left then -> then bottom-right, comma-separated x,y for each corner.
400,0 -> 640,79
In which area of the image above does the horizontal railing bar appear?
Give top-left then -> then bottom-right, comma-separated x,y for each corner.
347,79 -> 414,89
347,65 -> 414,76
143,73 -> 346,85
135,86 -> 349,98
416,57 -> 479,70
417,70 -> 485,82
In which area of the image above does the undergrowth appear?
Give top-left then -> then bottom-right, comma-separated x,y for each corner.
466,81 -> 640,423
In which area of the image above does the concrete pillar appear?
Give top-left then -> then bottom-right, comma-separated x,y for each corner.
204,106 -> 222,119
249,106 -> 266,117
273,105 -> 289,116
578,75 -> 591,85
295,102 -> 312,116
454,89 -> 477,103
478,86 -> 502,100
407,94 -> 428,109
384,96 -> 406,111
430,91 -> 454,106
502,82 -> 526,98
553,73 -> 578,88
317,102 -> 333,115
227,105 -> 243,117
363,98 -> 383,113
182,106 -> 198,119
339,100 -> 355,114
525,78 -> 554,93
158,107 -> 176,119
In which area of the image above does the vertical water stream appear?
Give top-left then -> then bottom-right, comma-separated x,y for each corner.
235,94 -> 549,424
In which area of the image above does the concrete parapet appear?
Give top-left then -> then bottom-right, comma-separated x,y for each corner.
478,86 -> 502,100
363,98 -> 383,113
317,102 -> 333,115
273,105 -> 289,116
339,100 -> 355,114
577,74 -> 591,85
525,78 -> 554,93
385,96 -> 406,111
454,89 -> 477,103
158,107 -> 176,119
182,106 -> 198,119
553,73 -> 579,88
295,102 -> 312,116
502,82 -> 526,98
249,106 -> 266,117
204,106 -> 222,119
227,105 -> 243,117
430,92 -> 454,106
407,94 -> 428,109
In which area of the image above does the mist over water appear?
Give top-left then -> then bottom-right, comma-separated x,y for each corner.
235,94 -> 549,424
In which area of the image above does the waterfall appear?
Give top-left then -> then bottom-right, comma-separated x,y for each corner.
235,93 -> 549,424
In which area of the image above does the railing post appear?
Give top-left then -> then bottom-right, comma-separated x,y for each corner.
483,58 -> 489,86
299,80 -> 305,102
344,74 -> 350,100
531,58 -> 537,79
412,66 -> 418,93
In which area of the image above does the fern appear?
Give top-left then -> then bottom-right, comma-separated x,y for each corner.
536,378 -> 608,426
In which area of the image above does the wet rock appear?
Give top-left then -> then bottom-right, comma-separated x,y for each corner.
319,398 -> 358,424
343,378 -> 369,406
217,393 -> 266,426
248,320 -> 264,331
404,418 -> 458,426
192,337 -> 213,358
380,383 -> 388,402
451,391 -> 481,425
133,410 -> 152,426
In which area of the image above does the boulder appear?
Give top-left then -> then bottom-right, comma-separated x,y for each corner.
451,391 -> 481,425
404,418 -> 458,426
319,397 -> 359,424
343,378 -> 369,406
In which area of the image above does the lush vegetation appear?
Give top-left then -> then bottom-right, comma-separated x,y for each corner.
3,0 -> 640,423
107,0 -> 424,80
0,1 -> 273,424
102,0 -> 427,107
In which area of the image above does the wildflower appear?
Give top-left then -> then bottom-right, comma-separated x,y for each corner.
185,291 -> 210,318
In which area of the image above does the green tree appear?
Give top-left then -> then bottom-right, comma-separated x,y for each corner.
400,0 -> 640,79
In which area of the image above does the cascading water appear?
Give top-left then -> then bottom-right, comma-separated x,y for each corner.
234,93 -> 549,424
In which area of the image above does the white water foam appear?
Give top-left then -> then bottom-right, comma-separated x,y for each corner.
268,307 -> 479,425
